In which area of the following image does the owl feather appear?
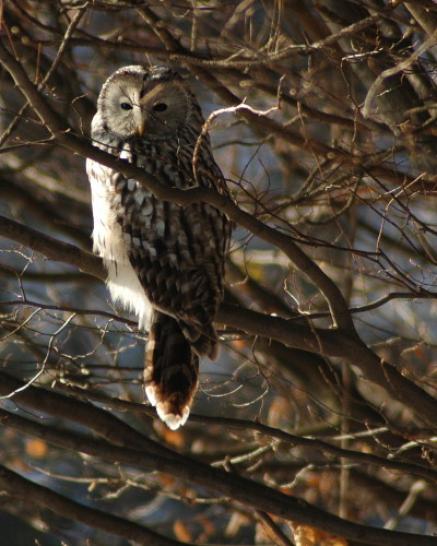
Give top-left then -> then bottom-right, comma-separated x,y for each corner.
86,65 -> 230,429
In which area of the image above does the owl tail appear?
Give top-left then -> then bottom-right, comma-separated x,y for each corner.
144,312 -> 199,430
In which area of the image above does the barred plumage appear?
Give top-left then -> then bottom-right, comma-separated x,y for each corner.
86,65 -> 230,429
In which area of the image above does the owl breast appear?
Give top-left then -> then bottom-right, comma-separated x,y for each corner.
87,128 -> 228,336
86,158 -> 153,330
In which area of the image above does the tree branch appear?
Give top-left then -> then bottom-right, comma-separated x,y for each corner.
0,464 -> 191,546
0,38 -> 354,331
1,372 -> 434,483
0,215 -> 104,279
1,214 -> 437,426
0,370 -> 171,458
1,409 -> 436,546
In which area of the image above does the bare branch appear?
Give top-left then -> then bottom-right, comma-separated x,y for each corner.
0,464 -> 190,546
1,215 -> 436,425
1,408 -> 436,546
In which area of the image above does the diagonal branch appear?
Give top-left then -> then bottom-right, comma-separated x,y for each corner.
1,214 -> 437,426
0,215 -> 104,279
0,464 -> 191,546
1,37 -> 436,424
0,370 -> 171,458
0,38 -> 355,332
363,27 -> 437,119
1,408 -> 436,546
1,372 -> 435,483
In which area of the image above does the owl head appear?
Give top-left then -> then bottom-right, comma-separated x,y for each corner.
95,65 -> 196,140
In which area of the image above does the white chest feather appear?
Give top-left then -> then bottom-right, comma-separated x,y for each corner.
86,158 -> 152,331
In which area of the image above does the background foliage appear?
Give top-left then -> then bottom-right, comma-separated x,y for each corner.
0,1 -> 436,544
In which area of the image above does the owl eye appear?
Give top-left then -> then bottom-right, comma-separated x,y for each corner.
120,102 -> 132,110
153,102 -> 168,112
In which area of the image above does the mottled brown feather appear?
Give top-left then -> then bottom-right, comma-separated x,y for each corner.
87,65 -> 230,428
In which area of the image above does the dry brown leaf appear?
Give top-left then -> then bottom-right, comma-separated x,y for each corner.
25,438 -> 48,459
173,520 -> 192,542
292,524 -> 348,546
154,421 -> 186,448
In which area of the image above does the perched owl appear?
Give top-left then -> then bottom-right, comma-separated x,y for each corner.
86,66 -> 230,429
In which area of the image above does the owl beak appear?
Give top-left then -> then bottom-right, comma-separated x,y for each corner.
133,106 -> 145,136
136,119 -> 145,137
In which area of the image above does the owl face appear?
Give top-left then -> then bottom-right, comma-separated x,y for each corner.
97,65 -> 191,140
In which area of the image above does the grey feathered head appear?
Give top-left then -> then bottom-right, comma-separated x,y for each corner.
95,65 -> 196,140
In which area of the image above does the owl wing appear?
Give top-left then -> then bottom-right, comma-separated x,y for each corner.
106,148 -> 229,429
113,144 -> 229,339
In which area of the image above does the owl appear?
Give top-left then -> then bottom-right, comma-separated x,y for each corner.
86,65 -> 230,429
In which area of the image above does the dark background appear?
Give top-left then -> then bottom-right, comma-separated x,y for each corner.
0,1 -> 436,544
